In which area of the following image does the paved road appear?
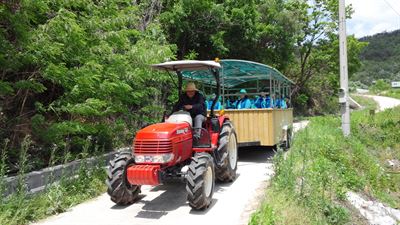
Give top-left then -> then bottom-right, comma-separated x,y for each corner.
33,121 -> 308,225
32,147 -> 275,225
363,95 -> 400,112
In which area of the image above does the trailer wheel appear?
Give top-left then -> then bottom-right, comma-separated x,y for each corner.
106,151 -> 140,205
283,129 -> 292,150
216,121 -> 238,182
186,152 -> 215,210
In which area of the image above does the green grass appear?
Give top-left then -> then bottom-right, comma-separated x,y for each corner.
0,137 -> 108,225
0,168 -> 106,225
369,88 -> 400,100
351,95 -> 377,111
384,89 -> 400,99
250,104 -> 400,224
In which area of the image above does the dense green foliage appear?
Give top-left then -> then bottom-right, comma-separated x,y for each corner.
1,0 -> 175,171
1,0 -> 365,173
352,30 -> 400,86
251,99 -> 400,224
160,0 -> 298,70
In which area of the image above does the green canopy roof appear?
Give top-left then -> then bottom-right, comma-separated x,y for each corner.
182,59 -> 294,88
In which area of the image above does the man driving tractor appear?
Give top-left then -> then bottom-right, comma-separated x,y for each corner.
172,82 -> 206,138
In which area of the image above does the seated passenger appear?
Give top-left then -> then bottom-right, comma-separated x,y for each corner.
274,94 -> 282,108
208,94 -> 222,110
284,96 -> 291,108
230,97 -> 238,109
236,89 -> 252,109
250,97 -> 255,108
281,95 -> 288,109
254,92 -> 272,108
205,97 -> 210,110
225,98 -> 232,109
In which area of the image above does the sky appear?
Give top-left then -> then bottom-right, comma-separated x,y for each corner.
346,0 -> 400,38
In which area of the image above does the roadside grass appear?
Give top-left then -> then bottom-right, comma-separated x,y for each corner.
384,89 -> 400,99
0,137 -> 107,225
250,101 -> 400,224
351,95 -> 377,111
369,88 -> 400,100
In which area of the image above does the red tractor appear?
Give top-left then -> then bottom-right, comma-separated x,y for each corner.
106,60 -> 238,210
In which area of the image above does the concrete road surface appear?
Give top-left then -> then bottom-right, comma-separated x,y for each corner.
363,95 -> 400,112
33,120 -> 309,225
33,147 -> 276,225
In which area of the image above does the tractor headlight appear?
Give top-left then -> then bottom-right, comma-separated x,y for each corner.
134,153 -> 174,164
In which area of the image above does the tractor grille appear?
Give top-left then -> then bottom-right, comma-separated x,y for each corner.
134,140 -> 173,154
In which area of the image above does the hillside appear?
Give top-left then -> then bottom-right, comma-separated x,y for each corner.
352,29 -> 400,86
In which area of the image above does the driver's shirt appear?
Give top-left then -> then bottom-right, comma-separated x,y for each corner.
172,92 -> 206,118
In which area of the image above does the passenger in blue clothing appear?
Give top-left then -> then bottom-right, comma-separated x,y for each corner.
230,97 -> 238,109
284,96 -> 291,108
208,94 -> 222,110
274,94 -> 282,108
281,95 -> 288,109
225,97 -> 233,109
254,92 -> 272,108
236,89 -> 252,109
205,97 -> 210,110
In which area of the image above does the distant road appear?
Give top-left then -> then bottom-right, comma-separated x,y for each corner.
363,95 -> 400,112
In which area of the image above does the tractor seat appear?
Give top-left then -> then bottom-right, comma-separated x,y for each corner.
166,111 -> 193,127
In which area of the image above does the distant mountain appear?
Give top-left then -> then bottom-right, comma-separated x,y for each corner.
352,29 -> 400,85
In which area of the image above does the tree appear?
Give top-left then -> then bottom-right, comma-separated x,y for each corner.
284,0 -> 366,114
160,0 -> 298,70
160,0 -> 226,59
0,0 -> 175,168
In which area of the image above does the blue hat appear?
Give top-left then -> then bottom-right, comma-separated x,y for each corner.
239,89 -> 247,94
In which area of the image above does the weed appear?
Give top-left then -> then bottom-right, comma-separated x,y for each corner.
250,203 -> 277,225
0,135 -> 107,225
17,136 -> 32,194
0,139 -> 9,202
251,103 -> 400,224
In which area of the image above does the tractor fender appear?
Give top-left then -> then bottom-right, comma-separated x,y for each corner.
218,115 -> 229,127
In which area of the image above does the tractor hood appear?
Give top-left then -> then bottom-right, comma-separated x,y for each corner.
135,122 -> 191,140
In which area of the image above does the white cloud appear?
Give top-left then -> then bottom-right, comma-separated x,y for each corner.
346,0 -> 400,37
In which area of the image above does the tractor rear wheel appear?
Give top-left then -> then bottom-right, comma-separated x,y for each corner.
216,121 -> 238,182
106,151 -> 140,205
186,152 -> 215,210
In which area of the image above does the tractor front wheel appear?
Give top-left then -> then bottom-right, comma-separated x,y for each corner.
186,152 -> 215,210
216,121 -> 238,182
106,151 -> 140,205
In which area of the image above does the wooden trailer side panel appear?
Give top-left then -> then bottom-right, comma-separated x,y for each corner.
223,109 -> 272,145
222,109 -> 293,146
271,109 -> 293,144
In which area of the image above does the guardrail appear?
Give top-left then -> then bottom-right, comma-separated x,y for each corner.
3,148 -> 129,196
